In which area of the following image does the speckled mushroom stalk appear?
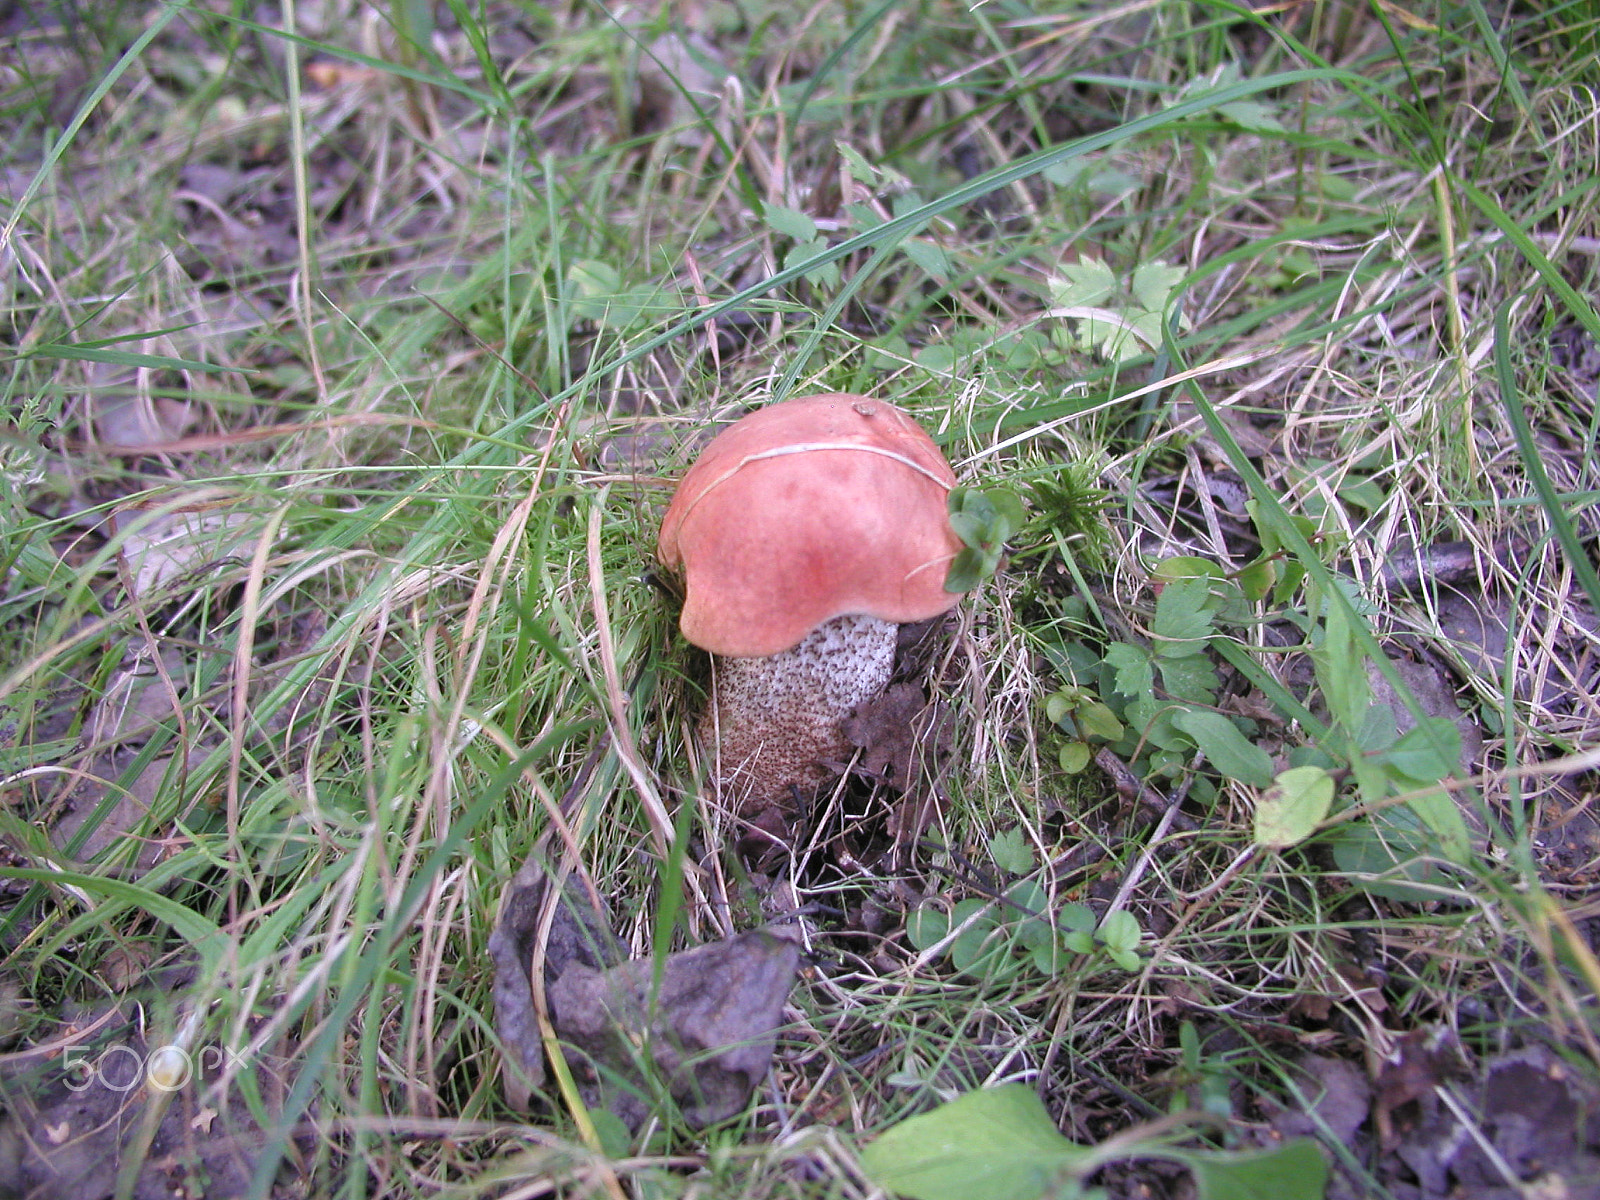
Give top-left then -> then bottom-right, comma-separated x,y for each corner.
700,613 -> 897,810
657,394 -> 966,832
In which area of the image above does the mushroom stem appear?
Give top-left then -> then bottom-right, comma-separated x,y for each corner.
700,613 -> 897,814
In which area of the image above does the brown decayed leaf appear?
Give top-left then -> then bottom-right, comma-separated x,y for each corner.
490,856 -> 800,1128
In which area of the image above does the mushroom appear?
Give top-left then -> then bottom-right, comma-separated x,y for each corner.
656,394 -> 965,836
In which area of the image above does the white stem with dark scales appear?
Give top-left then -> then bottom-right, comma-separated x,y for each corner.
701,613 -> 897,813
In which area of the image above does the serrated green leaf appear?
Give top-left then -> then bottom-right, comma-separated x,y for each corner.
903,237 -> 952,279
836,142 -> 877,184
1253,765 -> 1335,849
990,827 -> 1035,875
1049,256 -> 1117,308
860,1085 -> 1090,1200
1153,577 -> 1216,655
1171,710 -> 1274,788
1130,260 -> 1186,312
1215,98 -> 1286,133
764,203 -> 818,241
1127,309 -> 1169,352
1105,642 -> 1154,699
1157,656 -> 1220,705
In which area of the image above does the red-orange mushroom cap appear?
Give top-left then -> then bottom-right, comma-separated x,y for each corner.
657,394 -> 965,658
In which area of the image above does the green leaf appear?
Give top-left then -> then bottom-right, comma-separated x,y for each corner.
786,239 -> 841,289
1028,938 -> 1062,975
1152,556 -> 1225,587
1058,904 -> 1096,935
764,203 -> 817,241
860,1085 -> 1091,1200
943,546 -> 987,593
1355,701 -> 1400,753
903,237 -> 952,279
2,868 -> 227,972
1124,696 -> 1192,752
28,344 -> 231,373
1049,256 -> 1117,308
1171,710 -> 1274,788
907,906 -> 950,951
1059,741 -> 1093,773
1005,879 -> 1048,915
1105,642 -> 1155,699
1077,700 -> 1125,742
949,899 -> 1000,973
1181,1140 -> 1327,1200
1383,719 -> 1462,784
1152,577 -> 1215,657
1401,786 -> 1473,865
1097,909 -> 1141,957
948,510 -> 990,548
989,827 -> 1036,875
1062,930 -> 1096,955
1237,558 -> 1276,602
1254,765 -> 1336,849
986,489 -> 1027,538
1312,590 -> 1370,730
1107,947 -> 1142,972
1046,691 -> 1075,728
1328,807 -> 1449,902
1130,260 -> 1186,313
567,258 -> 621,298
836,141 -> 877,184
1157,656 -> 1219,705
1215,98 -> 1286,133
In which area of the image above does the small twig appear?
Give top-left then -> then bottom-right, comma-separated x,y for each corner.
1095,747 -> 1198,832
1106,760 -> 1200,921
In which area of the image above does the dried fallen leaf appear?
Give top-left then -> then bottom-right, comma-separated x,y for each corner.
548,929 -> 800,1129
841,683 -> 955,853
488,858 -> 626,1109
490,854 -> 800,1128
108,494 -> 256,603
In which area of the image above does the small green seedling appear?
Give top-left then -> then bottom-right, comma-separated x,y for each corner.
945,486 -> 1026,592
907,830 -> 1144,981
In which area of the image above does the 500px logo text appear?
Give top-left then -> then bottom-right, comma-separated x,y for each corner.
61,1043 -> 246,1093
